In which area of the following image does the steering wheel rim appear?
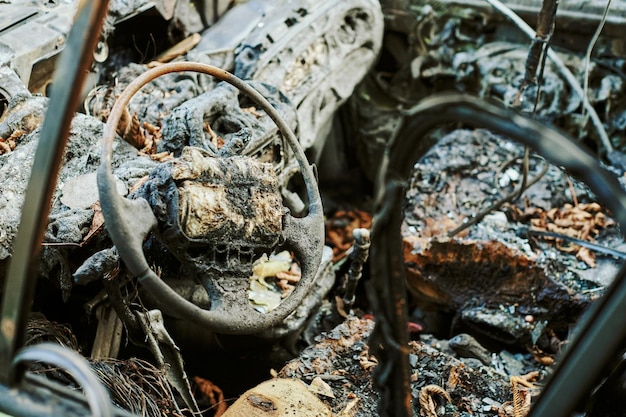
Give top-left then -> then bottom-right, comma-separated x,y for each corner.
98,62 -> 324,334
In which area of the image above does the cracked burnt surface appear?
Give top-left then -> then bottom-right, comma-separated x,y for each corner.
401,129 -> 625,347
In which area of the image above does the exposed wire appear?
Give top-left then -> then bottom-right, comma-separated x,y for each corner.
484,0 -> 613,153
513,0 -> 558,109
530,0 -> 557,119
447,154 -> 549,237
449,0 -> 564,238
527,228 -> 626,259
13,343 -> 115,417
582,0 -> 614,121
90,358 -> 177,417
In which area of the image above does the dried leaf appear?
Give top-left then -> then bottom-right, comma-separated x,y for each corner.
576,247 -> 596,268
418,385 -> 452,417
242,106 -> 264,118
533,355 -> 555,366
0,141 -> 12,154
150,151 -> 173,162
193,376 -> 227,417
446,365 -> 463,390
326,209 -> 372,262
0,129 -> 23,154
308,376 -> 335,398
358,349 -> 378,371
80,201 -> 105,246
499,401 -> 515,417
511,384 -> 531,417
116,110 -> 157,153
510,371 -> 540,417
518,200 -> 614,268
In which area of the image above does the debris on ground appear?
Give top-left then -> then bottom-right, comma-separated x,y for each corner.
278,317 -> 541,417
508,201 -> 616,268
401,128 -> 622,349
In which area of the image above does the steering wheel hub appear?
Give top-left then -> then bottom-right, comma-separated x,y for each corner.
138,147 -> 284,272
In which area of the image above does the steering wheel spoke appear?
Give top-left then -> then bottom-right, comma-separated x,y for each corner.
282,207 -> 325,287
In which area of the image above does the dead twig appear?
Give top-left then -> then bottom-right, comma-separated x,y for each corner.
148,33 -> 202,67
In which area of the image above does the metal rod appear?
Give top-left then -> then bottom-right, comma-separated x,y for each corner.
0,0 -> 110,384
13,343 -> 114,417
369,180 -> 414,417
342,228 -> 371,311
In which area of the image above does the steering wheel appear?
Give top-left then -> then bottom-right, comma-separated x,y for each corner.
98,62 -> 324,334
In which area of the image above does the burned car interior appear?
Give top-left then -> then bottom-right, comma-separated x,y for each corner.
1,0 -> 626,416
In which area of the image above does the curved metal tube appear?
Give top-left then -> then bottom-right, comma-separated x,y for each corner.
99,62 -> 324,334
0,0 -> 110,384
13,343 -> 114,417
371,93 -> 626,417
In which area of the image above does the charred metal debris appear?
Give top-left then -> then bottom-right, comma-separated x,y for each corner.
1,0 -> 626,417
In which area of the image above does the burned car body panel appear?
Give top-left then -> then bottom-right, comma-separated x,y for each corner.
0,2 -> 76,96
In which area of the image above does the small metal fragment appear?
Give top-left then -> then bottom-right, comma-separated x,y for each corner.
342,228 -> 371,311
